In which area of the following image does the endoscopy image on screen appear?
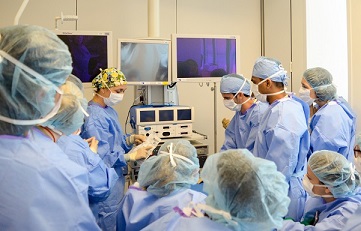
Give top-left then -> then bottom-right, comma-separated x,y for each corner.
58,34 -> 108,82
176,37 -> 237,78
120,42 -> 169,83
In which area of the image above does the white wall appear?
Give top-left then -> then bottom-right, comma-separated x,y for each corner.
306,0 -> 348,100
348,0 -> 361,134
0,0 -> 261,154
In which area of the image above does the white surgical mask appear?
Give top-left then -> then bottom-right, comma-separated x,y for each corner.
223,79 -> 251,111
104,92 -> 124,106
355,157 -> 361,173
299,87 -> 315,106
302,176 -> 333,198
252,70 -> 286,103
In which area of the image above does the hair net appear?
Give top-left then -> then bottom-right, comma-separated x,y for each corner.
41,76 -> 88,135
137,139 -> 200,197
92,67 -> 126,90
220,74 -> 251,96
201,149 -> 290,230
252,56 -> 289,85
303,67 -> 337,101
309,150 -> 360,198
0,25 -> 72,135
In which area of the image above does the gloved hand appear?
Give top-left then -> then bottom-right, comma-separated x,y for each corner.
85,137 -> 99,154
222,118 -> 230,129
125,146 -> 153,162
127,134 -> 147,145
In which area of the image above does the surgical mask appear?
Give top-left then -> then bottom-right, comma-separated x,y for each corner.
104,92 -> 124,106
302,176 -> 333,198
98,79 -> 125,106
299,87 -> 315,106
223,98 -> 250,111
0,50 -> 63,125
223,79 -> 251,111
252,70 -> 286,103
355,157 -> 361,173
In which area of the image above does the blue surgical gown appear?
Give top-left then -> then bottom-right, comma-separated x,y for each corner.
221,101 -> 268,153
0,133 -> 100,230
253,95 -> 310,221
141,211 -> 232,231
309,97 -> 356,162
57,134 -> 119,202
117,186 -> 207,231
81,101 -> 133,231
280,194 -> 361,230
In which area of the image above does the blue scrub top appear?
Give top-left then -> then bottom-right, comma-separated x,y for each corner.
0,133 -> 100,230
81,101 -> 133,231
57,134 -> 119,201
253,95 -> 310,221
309,97 -> 356,162
221,101 -> 268,153
281,194 -> 361,230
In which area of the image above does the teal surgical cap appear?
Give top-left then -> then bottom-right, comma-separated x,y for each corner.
309,150 -> 360,198
138,139 -> 200,197
252,56 -> 289,85
303,67 -> 337,101
220,73 -> 251,96
201,149 -> 290,230
0,25 -> 72,135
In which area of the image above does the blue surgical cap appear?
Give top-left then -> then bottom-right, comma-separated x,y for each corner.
0,25 -> 72,135
303,67 -> 337,101
201,149 -> 290,230
137,139 -> 200,197
309,150 -> 360,198
252,56 -> 289,85
220,73 -> 251,96
42,76 -> 88,136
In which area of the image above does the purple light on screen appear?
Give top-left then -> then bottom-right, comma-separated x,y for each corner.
176,37 -> 237,78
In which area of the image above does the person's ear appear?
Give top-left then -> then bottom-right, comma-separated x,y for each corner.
265,79 -> 272,88
324,187 -> 332,195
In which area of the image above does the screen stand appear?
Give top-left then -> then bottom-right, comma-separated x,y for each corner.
136,85 -> 179,106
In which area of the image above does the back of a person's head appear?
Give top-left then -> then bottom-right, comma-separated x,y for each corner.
42,75 -> 87,136
309,150 -> 360,198
137,139 -> 200,197
201,149 -> 290,230
0,25 -> 72,135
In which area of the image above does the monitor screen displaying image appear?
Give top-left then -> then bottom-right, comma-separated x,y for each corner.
118,39 -> 171,85
55,31 -> 113,83
172,34 -> 240,82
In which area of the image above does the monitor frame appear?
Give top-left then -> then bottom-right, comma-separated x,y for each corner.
54,30 -> 113,88
171,34 -> 241,83
117,38 -> 172,86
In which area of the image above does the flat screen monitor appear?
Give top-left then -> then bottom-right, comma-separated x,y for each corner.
55,30 -> 113,85
172,34 -> 240,83
118,38 -> 171,85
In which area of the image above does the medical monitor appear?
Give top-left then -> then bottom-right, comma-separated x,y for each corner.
118,38 -> 171,85
55,30 -> 113,85
172,34 -> 240,83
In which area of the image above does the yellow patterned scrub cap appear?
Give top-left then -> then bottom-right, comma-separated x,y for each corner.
92,67 -> 127,90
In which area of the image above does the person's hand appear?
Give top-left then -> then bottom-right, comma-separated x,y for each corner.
128,134 -> 147,145
127,146 -> 153,162
222,118 -> 230,129
85,137 -> 99,154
